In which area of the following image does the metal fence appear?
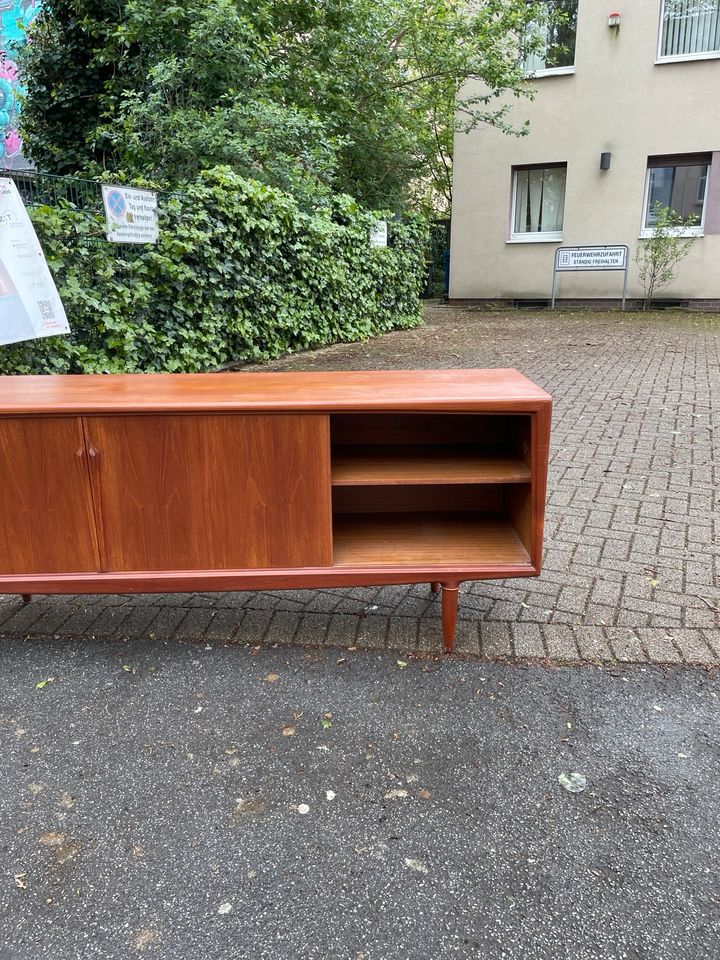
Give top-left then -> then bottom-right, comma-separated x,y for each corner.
5,169 -> 109,213
3,169 -> 184,258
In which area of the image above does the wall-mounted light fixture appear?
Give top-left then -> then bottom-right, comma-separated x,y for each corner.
600,152 -> 612,170
608,11 -> 621,27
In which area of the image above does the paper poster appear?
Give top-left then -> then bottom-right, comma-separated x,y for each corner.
0,178 -> 70,347
102,184 -> 159,244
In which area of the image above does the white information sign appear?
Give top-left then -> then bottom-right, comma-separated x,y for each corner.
102,184 -> 159,244
370,221 -> 388,248
551,244 -> 630,310
0,178 -> 70,347
555,246 -> 627,271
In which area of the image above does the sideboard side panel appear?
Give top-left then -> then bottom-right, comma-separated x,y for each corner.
0,417 -> 100,574
83,414 -> 332,571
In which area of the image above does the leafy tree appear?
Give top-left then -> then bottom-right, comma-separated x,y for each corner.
636,203 -> 697,310
18,0 -> 554,211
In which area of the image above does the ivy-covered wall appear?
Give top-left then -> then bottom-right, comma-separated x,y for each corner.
0,167 -> 428,374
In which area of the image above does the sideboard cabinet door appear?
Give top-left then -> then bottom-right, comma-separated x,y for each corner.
0,417 -> 100,574
83,414 -> 332,571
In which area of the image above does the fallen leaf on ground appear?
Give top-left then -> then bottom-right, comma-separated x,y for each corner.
35,678 -> 54,690
396,660 -> 408,668
384,789 -> 409,800
404,858 -> 428,874
39,832 -> 65,847
282,726 -> 296,737
234,799 -> 265,816
558,772 -> 587,794
14,873 -> 26,890
418,789 -> 432,800
217,903 -> 232,915
58,792 -> 75,810
133,929 -> 158,952
263,674 -> 280,683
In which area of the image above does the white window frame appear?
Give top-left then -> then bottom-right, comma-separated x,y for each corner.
522,2 -> 578,77
524,65 -> 576,79
509,165 -> 566,243
656,0 -> 720,64
638,160 -> 709,239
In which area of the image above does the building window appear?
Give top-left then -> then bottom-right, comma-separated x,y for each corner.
523,1 -> 578,74
659,0 -> 720,60
641,154 -> 710,236
511,164 -> 567,241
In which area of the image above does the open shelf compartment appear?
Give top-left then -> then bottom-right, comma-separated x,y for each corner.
329,413 -> 535,570
331,445 -> 530,486
333,512 -> 530,567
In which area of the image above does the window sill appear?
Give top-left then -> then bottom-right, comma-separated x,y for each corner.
524,65 -> 576,78
639,230 -> 704,239
507,235 -> 563,244
655,50 -> 720,64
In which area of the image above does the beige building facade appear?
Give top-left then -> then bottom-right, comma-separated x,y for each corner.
450,0 -> 720,306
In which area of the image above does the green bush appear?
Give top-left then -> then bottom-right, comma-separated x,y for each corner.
0,167 -> 428,374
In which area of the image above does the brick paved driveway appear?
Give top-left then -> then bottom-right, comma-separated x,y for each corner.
1,307 -> 718,665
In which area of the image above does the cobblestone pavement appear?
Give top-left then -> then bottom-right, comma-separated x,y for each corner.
1,306 -> 718,665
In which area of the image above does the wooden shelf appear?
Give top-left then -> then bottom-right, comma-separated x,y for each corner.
331,445 -> 530,486
333,513 -> 531,567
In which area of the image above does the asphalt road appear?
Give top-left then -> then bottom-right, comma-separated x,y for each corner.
1,635 -> 718,960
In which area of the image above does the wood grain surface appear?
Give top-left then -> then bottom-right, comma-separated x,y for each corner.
331,445 -> 531,485
0,417 -> 100,574
333,513 -> 530,567
83,414 -> 332,571
0,369 -> 551,415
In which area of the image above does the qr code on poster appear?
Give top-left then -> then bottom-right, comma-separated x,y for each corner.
37,300 -> 55,321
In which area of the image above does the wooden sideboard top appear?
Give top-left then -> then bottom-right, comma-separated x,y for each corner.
0,369 -> 551,415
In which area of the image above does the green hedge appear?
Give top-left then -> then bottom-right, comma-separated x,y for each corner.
0,167 -> 428,374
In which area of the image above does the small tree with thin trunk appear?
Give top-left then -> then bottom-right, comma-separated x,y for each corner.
636,203 -> 697,310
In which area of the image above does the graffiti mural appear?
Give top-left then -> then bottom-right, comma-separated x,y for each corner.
0,0 -> 42,169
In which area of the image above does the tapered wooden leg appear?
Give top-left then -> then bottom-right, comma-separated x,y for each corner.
430,581 -> 441,594
441,584 -> 459,654
21,594 -> 32,605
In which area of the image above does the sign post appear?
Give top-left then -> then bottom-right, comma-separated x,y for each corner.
551,245 -> 629,310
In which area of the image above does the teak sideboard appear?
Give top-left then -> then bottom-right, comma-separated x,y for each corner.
0,370 -> 551,653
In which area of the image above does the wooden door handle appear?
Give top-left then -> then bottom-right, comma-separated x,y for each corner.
87,444 -> 99,459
